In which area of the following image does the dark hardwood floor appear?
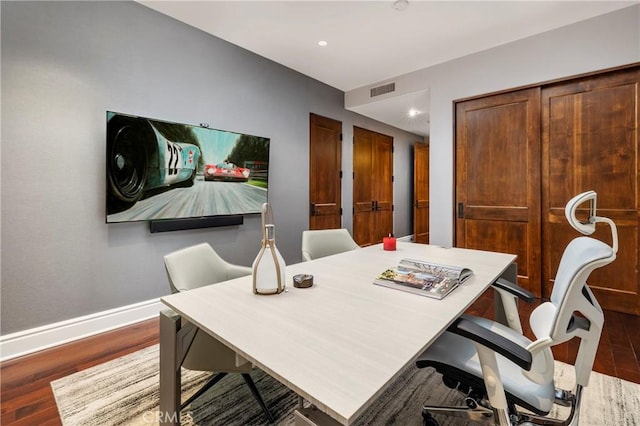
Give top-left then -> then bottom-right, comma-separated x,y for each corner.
1,319 -> 159,425
1,291 -> 639,425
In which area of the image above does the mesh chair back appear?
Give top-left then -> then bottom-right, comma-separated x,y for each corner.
529,236 -> 614,386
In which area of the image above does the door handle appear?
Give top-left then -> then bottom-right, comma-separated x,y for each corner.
310,203 -> 316,216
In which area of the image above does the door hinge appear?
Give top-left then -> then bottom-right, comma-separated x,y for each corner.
339,208 -> 343,215
392,175 -> 394,183
458,203 -> 464,218
339,170 -> 343,179
340,133 -> 343,141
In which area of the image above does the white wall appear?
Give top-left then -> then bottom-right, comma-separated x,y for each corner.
347,5 -> 640,247
0,1 -> 419,335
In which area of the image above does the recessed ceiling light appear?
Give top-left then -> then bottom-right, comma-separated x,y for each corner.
392,0 -> 409,12
409,108 -> 420,117
318,40 -> 328,47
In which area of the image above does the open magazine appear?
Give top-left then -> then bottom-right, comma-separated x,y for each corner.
374,258 -> 473,299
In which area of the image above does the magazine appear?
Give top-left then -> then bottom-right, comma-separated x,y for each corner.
374,258 -> 473,299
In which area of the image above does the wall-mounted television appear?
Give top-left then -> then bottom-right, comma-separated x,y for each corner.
106,112 -> 270,226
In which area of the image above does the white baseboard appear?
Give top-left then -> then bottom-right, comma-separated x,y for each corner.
397,234 -> 414,242
0,298 -> 163,362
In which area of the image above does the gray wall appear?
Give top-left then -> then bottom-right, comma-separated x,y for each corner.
0,1 -> 419,334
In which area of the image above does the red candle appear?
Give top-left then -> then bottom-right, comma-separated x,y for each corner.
383,236 -> 396,251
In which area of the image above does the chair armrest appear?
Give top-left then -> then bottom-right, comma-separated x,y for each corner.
492,278 -> 535,303
447,317 -> 533,371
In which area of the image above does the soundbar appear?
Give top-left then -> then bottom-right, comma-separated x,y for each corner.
149,215 -> 244,233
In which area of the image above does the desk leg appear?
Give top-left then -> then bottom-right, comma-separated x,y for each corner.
159,309 -> 181,426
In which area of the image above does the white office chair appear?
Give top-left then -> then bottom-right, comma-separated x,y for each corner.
416,191 -> 617,426
164,242 -> 275,423
301,228 -> 359,261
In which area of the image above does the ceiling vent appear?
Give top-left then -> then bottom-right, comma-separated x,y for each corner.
370,82 -> 396,98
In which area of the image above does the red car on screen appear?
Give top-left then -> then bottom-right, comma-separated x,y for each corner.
204,162 -> 250,182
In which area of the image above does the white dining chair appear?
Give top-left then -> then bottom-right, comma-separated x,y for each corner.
163,242 -> 275,422
301,228 -> 359,261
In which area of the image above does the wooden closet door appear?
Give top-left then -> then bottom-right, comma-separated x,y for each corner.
414,141 -> 429,244
542,67 -> 640,314
455,88 -> 542,295
353,127 -> 393,246
373,132 -> 394,243
309,114 -> 342,230
353,127 -> 375,244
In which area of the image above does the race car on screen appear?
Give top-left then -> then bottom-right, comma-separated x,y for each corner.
204,162 -> 250,182
107,113 -> 200,213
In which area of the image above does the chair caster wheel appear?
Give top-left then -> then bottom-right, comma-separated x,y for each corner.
422,410 -> 439,426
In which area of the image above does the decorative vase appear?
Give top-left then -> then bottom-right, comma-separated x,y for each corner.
252,203 -> 286,295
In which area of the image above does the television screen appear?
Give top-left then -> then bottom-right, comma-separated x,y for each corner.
106,111 -> 269,223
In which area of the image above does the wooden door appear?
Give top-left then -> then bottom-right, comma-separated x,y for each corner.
353,127 -> 374,244
542,67 -> 640,314
353,127 -> 394,246
455,88 -> 542,295
373,133 -> 394,243
414,141 -> 429,244
309,113 -> 342,230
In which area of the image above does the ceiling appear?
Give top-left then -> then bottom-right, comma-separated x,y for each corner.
139,1 -> 636,136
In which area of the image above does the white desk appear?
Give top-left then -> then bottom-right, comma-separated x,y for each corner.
159,242 -> 517,425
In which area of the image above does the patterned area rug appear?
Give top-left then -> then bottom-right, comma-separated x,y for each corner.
51,344 -> 639,425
